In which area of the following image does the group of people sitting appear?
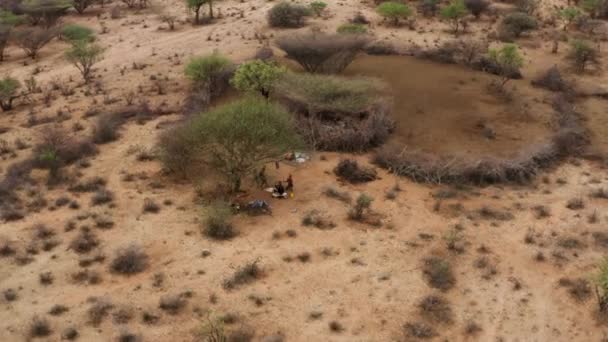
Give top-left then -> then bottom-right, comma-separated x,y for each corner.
272,174 -> 293,198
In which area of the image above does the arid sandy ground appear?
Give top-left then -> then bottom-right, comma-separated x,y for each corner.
1,0 -> 608,341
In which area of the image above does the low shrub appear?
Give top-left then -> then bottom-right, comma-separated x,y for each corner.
422,256 -> 455,291
203,201 -> 236,240
61,24 -> 95,43
223,260 -> 262,290
301,209 -> 336,229
87,298 -> 113,326
92,113 -> 124,144
69,230 -> 99,254
29,316 -> 52,338
310,1 -> 327,16
323,186 -> 352,203
267,2 -> 311,28
334,159 -> 377,183
464,0 -> 489,18
110,244 -> 149,275
337,23 -> 368,34
159,293 -> 187,314
276,32 -> 369,73
91,189 -> 114,205
419,0 -> 440,17
418,295 -> 453,324
348,193 -> 373,221
403,322 -> 437,339
498,12 -> 537,41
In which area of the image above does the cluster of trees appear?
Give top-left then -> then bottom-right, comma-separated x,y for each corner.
0,0 -> 105,112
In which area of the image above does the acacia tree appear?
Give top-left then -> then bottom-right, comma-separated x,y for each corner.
441,0 -> 468,35
20,0 -> 72,28
230,60 -> 285,98
186,0 -> 204,24
186,0 -> 216,24
65,41 -> 104,83
0,10 -> 21,62
12,26 -> 58,59
182,97 -> 302,192
73,0 -> 93,14
488,43 -> 523,88
376,2 -> 412,26
568,39 -> 599,72
558,7 -> 582,30
0,76 -> 21,111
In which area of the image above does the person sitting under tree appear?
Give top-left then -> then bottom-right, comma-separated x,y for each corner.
273,181 -> 287,198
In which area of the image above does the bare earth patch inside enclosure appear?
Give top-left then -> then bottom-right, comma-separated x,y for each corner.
344,55 -> 555,159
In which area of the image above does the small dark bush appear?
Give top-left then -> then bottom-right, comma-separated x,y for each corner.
478,206 -> 514,221
322,186 -> 352,203
69,177 -> 106,192
117,330 -> 141,342
3,288 -> 17,301
422,256 -> 455,291
110,244 -> 149,275
159,293 -> 187,314
267,2 -> 311,28
62,327 -> 79,340
347,193 -> 374,221
91,189 -> 114,206
464,0 -> 489,18
302,209 -> 336,229
404,322 -> 436,339
93,113 -> 124,144
48,304 -> 69,316
87,298 -> 113,326
566,198 -> 585,210
142,198 -> 160,213
418,295 -> 453,324
334,159 -> 377,183
141,311 -> 160,324
329,321 -> 344,333
223,261 -> 262,290
39,271 -> 54,285
71,269 -> 102,285
29,316 -> 51,338
0,238 -> 16,256
592,232 -> 608,248
558,277 -> 592,301
69,230 -> 99,254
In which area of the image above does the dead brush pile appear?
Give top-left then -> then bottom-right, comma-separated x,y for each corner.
274,72 -> 394,152
373,94 -> 589,185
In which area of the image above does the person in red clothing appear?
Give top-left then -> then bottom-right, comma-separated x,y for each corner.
285,174 -> 294,193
